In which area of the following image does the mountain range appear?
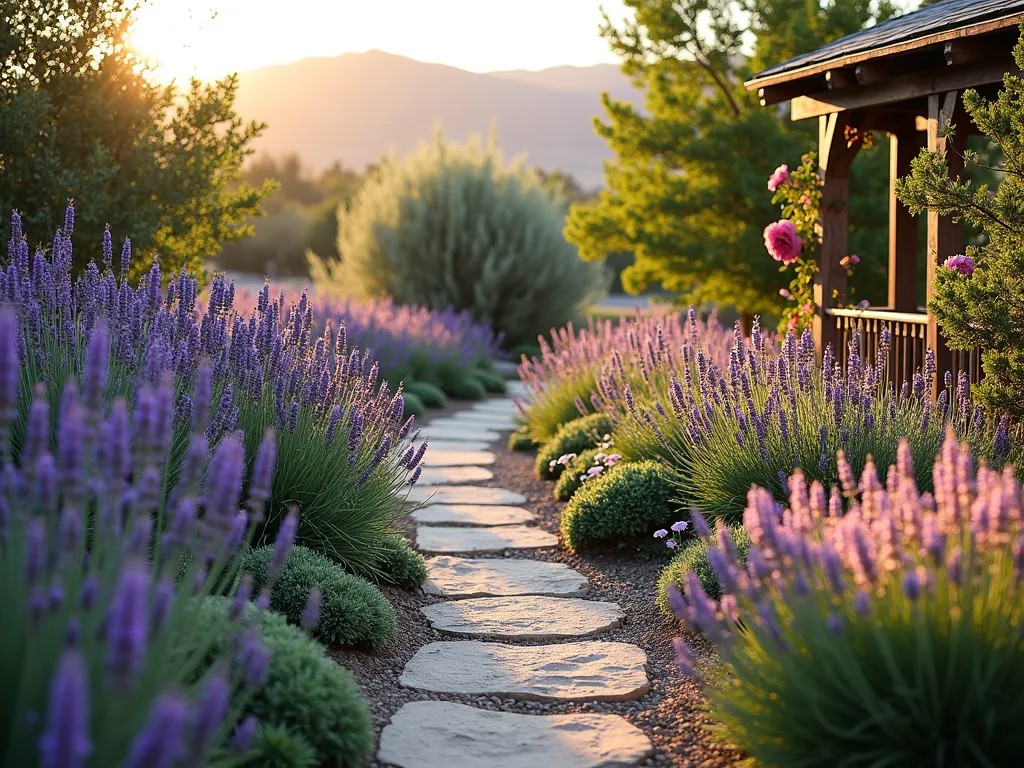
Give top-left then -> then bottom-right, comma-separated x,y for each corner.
233,50 -> 638,188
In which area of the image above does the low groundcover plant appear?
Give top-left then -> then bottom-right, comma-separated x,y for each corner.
670,432 -> 1024,767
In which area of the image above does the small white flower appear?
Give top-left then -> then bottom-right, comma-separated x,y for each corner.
549,460 -> 558,468
666,539 -> 678,549
653,529 -> 669,538
671,520 -> 689,532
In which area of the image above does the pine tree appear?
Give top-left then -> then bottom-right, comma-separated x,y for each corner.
895,23 -> 1024,418
565,0 -> 895,322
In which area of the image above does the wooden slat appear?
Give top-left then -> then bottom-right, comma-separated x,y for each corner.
826,68 -> 857,89
790,57 -> 1017,120
888,123 -> 922,312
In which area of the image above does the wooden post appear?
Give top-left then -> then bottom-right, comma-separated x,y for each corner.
888,122 -> 921,312
925,91 -> 966,392
813,112 -> 861,360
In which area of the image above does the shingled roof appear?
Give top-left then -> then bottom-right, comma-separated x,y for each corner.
747,0 -> 1024,88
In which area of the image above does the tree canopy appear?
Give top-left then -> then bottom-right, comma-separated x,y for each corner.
565,0 -> 896,320
0,0 -> 273,278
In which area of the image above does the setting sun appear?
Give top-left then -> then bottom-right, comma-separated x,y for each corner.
130,0 -> 628,83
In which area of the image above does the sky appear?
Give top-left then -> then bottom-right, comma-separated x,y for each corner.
131,0 -> 632,83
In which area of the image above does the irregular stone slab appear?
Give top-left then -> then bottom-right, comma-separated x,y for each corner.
418,426 -> 501,442
430,416 -> 518,432
411,504 -> 536,526
424,556 -> 589,598
450,410 -> 520,424
416,525 -> 556,553
422,596 -> 623,640
506,381 -> 529,397
407,485 -> 526,506
416,466 -> 494,485
418,439 -> 490,452
378,701 -> 654,768
421,449 -> 496,467
471,399 -> 519,414
492,360 -> 520,377
400,641 -> 650,702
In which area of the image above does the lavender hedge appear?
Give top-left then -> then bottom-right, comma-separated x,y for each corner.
2,206 -> 423,580
0,303 -> 309,766
670,435 -> 1024,765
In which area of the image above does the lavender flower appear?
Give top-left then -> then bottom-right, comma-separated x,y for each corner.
105,560 -> 149,688
39,648 -> 92,768
123,693 -> 188,768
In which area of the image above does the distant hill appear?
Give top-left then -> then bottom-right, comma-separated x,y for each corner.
233,51 -> 637,189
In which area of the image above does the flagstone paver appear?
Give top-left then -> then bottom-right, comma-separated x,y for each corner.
471,400 -> 519,414
421,449 -> 496,467
429,416 -> 518,431
416,439 -> 491,452
416,466 -> 494,485
400,641 -> 650,702
423,556 -> 589,598
416,525 -> 556,553
378,701 -> 654,768
406,485 -> 526,506
421,596 -> 623,640
411,504 -> 536,527
449,410 -> 520,424
417,426 -> 501,442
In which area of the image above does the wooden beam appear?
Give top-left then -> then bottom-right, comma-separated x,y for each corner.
888,123 -> 922,312
745,14 -> 1024,91
813,112 -> 862,360
790,57 -> 1017,120
944,31 -> 1018,66
826,68 -> 857,89
925,91 -> 967,391
855,59 -> 906,85
758,76 -> 825,106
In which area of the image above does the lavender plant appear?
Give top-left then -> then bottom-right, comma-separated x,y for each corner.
597,315 -> 1020,520
2,207 -> 424,579
671,434 -> 1024,767
0,306 -> 299,767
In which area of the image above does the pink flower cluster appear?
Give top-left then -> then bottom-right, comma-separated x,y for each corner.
763,220 -> 803,264
944,254 -> 976,276
767,164 -> 790,192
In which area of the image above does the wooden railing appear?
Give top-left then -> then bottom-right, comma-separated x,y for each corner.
827,307 -> 985,388
828,307 -> 928,386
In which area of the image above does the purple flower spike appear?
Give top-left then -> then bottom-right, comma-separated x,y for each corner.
302,587 -> 322,631
249,430 -> 277,509
191,672 -> 230,759
231,716 -> 259,753
672,637 -> 698,678
151,579 -> 174,633
25,393 -> 50,461
39,648 -> 92,768
691,509 -> 712,539
270,510 -> 298,580
124,692 -> 188,768
238,629 -> 271,686
83,323 -> 109,415
105,560 -> 149,688
203,435 -> 245,531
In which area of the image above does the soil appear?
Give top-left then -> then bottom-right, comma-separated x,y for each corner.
330,395 -> 745,768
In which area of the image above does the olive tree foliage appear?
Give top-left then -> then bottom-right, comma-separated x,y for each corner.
309,131 -> 606,347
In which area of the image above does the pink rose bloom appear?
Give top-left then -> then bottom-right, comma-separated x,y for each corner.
849,254 -> 860,265
801,303 -> 812,314
856,299 -> 870,310
800,194 -> 813,208
944,254 -> 975,276
767,164 -> 790,192
779,288 -> 793,300
763,220 -> 803,263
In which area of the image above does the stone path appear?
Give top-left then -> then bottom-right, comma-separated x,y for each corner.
379,393 -> 653,767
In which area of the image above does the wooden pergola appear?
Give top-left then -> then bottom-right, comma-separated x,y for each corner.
746,0 -> 1023,385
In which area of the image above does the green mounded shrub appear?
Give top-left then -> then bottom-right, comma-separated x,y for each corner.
656,524 -> 751,618
242,545 -> 397,649
308,130 -> 606,348
197,597 -> 373,768
376,533 -> 428,588
404,380 -> 448,408
535,413 -> 613,480
251,724 -> 318,768
471,366 -> 507,393
553,448 -> 602,501
560,460 -> 675,552
509,342 -> 542,361
508,427 -> 536,451
444,374 -> 486,401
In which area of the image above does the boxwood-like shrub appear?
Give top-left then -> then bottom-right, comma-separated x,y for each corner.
445,374 -> 487,401
535,413 -> 613,480
404,380 -> 448,408
553,448 -> 602,501
197,597 -> 373,768
251,724 -> 318,768
471,366 -> 507,393
376,533 -> 429,588
508,427 -> 536,451
242,545 -> 397,649
560,460 -> 674,552
655,524 -> 751,618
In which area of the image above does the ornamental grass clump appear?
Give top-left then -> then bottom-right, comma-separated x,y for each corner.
670,434 -> 1024,767
599,314 -> 1021,521
2,206 -> 425,581
0,307 -> 304,767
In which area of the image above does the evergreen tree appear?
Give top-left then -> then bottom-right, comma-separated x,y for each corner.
0,0 -> 274,277
895,23 -> 1024,418
565,0 -> 895,321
